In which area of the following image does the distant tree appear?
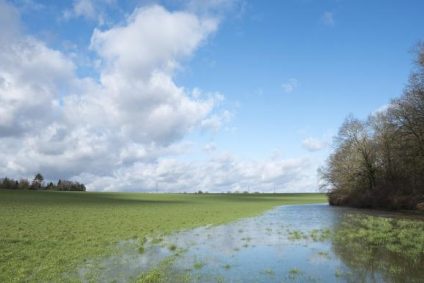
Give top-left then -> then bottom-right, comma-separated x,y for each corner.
18,179 -> 30,190
1,178 -> 8,189
0,174 -> 87,192
56,179 -> 86,191
46,182 -> 54,190
30,173 -> 44,190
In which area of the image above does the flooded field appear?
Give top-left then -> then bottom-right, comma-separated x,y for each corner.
77,204 -> 424,283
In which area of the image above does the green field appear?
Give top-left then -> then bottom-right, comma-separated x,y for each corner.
0,191 -> 325,282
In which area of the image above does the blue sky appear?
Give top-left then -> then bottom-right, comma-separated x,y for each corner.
182,0 -> 424,157
1,0 -> 423,192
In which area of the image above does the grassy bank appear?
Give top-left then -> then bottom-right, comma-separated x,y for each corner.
0,191 -> 325,282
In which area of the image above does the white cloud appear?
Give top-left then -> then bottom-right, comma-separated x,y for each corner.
281,78 -> 298,93
63,0 -> 116,23
0,1 -> 320,192
91,5 -> 217,78
74,0 -> 96,19
203,142 -> 217,153
0,3 -> 75,137
321,11 -> 335,27
0,2 -> 222,180
85,5 -> 220,145
64,0 -> 95,21
201,110 -> 232,132
84,153 -> 316,193
302,137 -> 328,152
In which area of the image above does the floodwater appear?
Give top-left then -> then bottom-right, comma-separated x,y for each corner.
77,204 -> 424,283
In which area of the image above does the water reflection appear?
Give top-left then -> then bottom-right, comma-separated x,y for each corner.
77,204 -> 424,283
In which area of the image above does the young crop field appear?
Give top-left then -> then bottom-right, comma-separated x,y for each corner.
0,191 -> 325,282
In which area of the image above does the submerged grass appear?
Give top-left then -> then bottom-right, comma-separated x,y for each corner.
287,228 -> 332,242
193,261 -> 205,270
168,244 -> 177,251
333,214 -> 424,282
288,268 -> 302,280
136,256 -> 191,283
0,191 -> 325,282
335,214 -> 424,261
222,264 -> 231,270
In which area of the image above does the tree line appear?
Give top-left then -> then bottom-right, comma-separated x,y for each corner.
0,173 -> 86,192
320,44 -> 424,210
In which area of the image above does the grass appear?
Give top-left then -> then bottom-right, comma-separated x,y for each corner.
0,190 -> 325,282
335,214 -> 424,261
136,256 -> 191,283
333,214 -> 424,281
287,228 -> 332,241
309,228 -> 331,241
287,230 -> 308,240
193,261 -> 205,270
168,244 -> 177,251
138,246 -> 145,254
222,264 -> 231,270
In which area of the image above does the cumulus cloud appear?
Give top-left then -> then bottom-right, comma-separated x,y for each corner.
0,1 -> 318,192
201,110 -> 232,132
0,2 -> 220,178
86,5 -> 220,145
321,11 -> 335,26
91,5 -> 217,78
302,137 -> 328,152
0,2 -> 75,138
84,153 -> 316,193
281,78 -> 298,93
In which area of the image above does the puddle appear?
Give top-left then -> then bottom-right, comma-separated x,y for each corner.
75,204 -> 424,283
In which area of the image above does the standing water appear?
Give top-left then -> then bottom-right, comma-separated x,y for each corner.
77,204 -> 424,282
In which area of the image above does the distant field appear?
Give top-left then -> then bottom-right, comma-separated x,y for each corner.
0,191 -> 325,282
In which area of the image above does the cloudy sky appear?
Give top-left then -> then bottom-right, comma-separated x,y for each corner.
1,0 -> 423,192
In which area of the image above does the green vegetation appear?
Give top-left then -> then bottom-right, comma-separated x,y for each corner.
168,244 -> 177,251
288,230 -> 308,240
136,256 -> 191,283
335,214 -> 424,262
287,228 -> 331,241
333,214 -> 424,282
193,261 -> 205,270
138,246 -> 145,254
0,190 -> 325,282
288,268 -> 302,280
320,44 -> 424,210
309,228 -> 331,241
222,264 -> 231,270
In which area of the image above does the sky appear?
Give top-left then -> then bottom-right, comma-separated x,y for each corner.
0,0 -> 423,192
